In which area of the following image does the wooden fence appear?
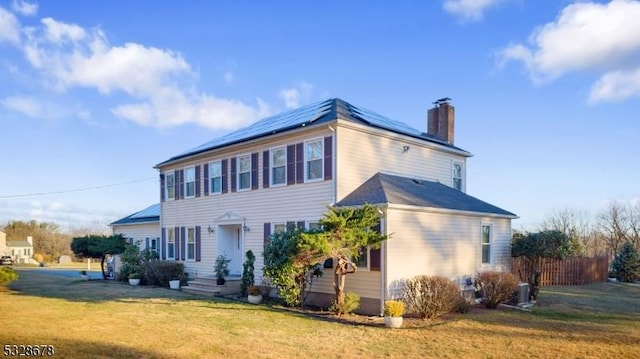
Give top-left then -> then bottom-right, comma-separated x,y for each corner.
511,256 -> 609,286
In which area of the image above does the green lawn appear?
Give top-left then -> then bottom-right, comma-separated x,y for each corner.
1,270 -> 639,358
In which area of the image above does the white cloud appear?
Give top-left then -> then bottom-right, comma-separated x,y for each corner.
11,0 -> 38,16
0,6 -> 20,44
278,81 -> 313,109
443,0 -> 505,22
1,95 -> 43,118
499,0 -> 640,103
3,11 -> 270,130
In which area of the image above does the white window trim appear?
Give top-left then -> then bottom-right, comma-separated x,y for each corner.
167,228 -> 175,260
270,146 -> 287,187
352,246 -> 371,272
184,166 -> 196,198
165,171 -> 176,200
304,138 -> 324,183
481,224 -> 492,265
452,161 -> 464,191
209,160 -> 223,195
186,227 -> 196,261
237,154 -> 252,191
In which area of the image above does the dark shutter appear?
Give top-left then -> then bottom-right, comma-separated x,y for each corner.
262,150 -> 270,189
297,221 -> 305,229
161,228 -> 166,260
195,226 -> 201,262
203,163 -> 209,196
286,145 -> 296,185
370,249 -> 381,271
222,159 -> 228,193
174,226 -> 180,261
251,152 -> 259,190
174,171 -> 180,201
181,227 -> 186,261
263,222 -> 271,249
179,170 -> 185,199
324,136 -> 333,181
295,143 -> 304,184
231,157 -> 237,192
145,237 -> 149,250
195,165 -> 201,198
286,221 -> 295,231
160,173 -> 165,202
324,258 -> 333,268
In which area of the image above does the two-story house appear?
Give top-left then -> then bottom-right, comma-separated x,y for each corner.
155,98 -> 516,314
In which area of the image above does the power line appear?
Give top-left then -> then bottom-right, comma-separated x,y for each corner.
0,177 -> 156,199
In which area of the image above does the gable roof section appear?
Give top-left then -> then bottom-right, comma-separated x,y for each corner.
6,240 -> 31,247
110,203 -> 160,226
157,98 -> 471,167
337,172 -> 517,218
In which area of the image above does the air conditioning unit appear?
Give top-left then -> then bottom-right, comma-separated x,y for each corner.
517,282 -> 529,305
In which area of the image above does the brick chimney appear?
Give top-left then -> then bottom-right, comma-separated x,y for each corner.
427,98 -> 455,144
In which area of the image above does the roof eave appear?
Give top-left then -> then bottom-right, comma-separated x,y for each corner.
387,203 -> 518,219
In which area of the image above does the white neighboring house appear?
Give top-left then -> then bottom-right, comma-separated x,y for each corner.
110,204 -> 161,278
154,98 -> 517,314
0,230 -> 36,264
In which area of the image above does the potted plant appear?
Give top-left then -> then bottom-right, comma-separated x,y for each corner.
247,285 -> 262,304
214,255 -> 231,285
79,270 -> 89,280
383,300 -> 404,328
128,272 -> 141,286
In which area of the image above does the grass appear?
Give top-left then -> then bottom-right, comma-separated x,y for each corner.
1,270 -> 639,359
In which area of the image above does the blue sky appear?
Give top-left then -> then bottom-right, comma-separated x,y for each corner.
1,0 -> 639,232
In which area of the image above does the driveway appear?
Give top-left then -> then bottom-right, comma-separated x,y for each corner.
14,267 -> 107,280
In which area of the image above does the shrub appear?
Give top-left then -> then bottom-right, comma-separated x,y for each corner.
240,250 -> 256,296
453,296 -> 472,314
248,285 -> 261,296
142,260 -> 188,287
384,300 -> 405,317
330,291 -> 360,315
402,275 -> 461,320
33,253 -> 44,263
474,271 -> 519,309
0,267 -> 18,286
610,242 -> 640,282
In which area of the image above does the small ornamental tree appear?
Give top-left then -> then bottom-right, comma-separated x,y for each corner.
240,250 -> 256,296
610,242 -> 640,282
512,230 -> 574,301
298,204 -> 388,315
71,234 -> 127,279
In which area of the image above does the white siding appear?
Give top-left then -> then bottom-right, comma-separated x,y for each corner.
385,207 -> 512,296
160,127 -> 335,280
336,123 -> 468,201
112,222 -> 160,251
310,267 -> 381,300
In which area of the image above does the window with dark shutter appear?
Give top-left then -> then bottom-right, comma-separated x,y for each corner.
195,226 -> 201,262
286,145 -> 296,185
222,159 -> 229,193
195,165 -> 201,197
231,157 -> 237,192
262,150 -> 270,188
324,136 -> 333,181
160,174 -> 165,202
263,223 -> 271,250
251,152 -> 258,190
295,143 -> 304,184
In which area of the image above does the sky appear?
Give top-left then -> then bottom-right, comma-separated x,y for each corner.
1,0 -> 639,233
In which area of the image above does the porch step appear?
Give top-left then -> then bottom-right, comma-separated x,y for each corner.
182,276 -> 241,297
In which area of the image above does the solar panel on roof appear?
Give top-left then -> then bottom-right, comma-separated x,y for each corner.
129,204 -> 160,219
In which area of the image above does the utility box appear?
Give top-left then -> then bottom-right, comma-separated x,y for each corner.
517,282 -> 530,305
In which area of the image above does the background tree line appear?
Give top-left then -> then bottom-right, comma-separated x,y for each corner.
521,200 -> 640,258
2,219 -> 105,262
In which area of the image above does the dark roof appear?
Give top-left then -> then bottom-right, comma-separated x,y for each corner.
157,98 -> 471,167
336,172 -> 517,217
110,204 -> 160,226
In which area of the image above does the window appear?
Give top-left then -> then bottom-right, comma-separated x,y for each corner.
481,225 -> 491,264
238,155 -> 251,190
353,247 -> 369,271
271,147 -> 286,186
167,228 -> 175,259
305,139 -> 323,181
150,238 -> 158,251
187,227 -> 195,260
308,222 -> 321,231
452,162 -> 463,191
209,161 -> 222,194
165,172 -> 175,199
184,167 -> 196,198
273,223 -> 285,233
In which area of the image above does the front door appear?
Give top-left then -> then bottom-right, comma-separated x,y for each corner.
217,224 -> 243,276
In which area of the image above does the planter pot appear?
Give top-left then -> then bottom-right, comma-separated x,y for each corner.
216,278 -> 226,285
169,280 -> 181,290
248,294 -> 263,304
384,316 -> 403,328
129,278 -> 140,286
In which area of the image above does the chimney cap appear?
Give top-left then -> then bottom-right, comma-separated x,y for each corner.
432,97 -> 452,105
